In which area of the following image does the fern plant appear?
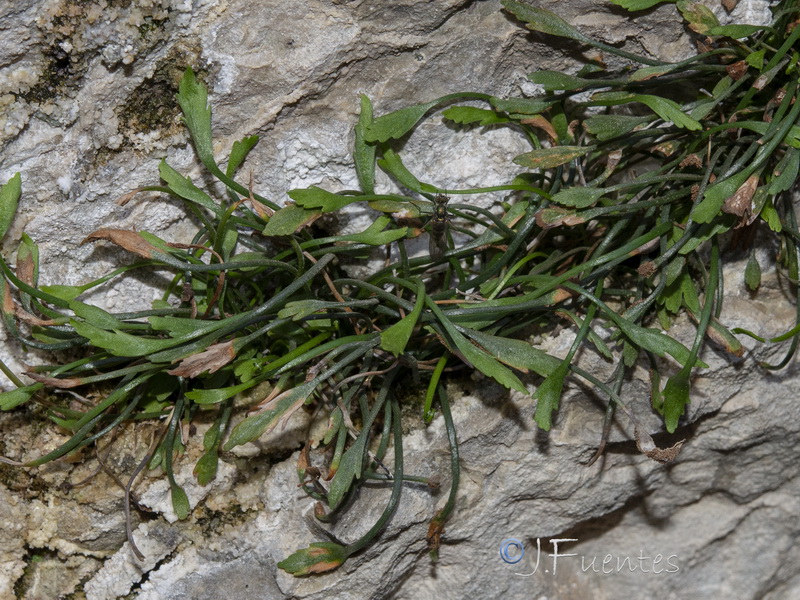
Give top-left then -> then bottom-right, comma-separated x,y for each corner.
0,0 -> 798,575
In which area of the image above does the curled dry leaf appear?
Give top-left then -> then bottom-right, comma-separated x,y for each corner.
722,0 -> 738,13
652,140 -> 681,157
16,251 -> 34,287
15,305 -> 59,326
81,229 -> 158,259
635,425 -> 685,463
551,287 -> 574,305
297,442 -> 312,482
604,149 -> 623,174
427,510 -> 446,557
3,281 -> 15,315
167,340 -> 236,378
535,206 -> 585,229
629,236 -> 661,257
116,188 -> 147,206
25,372 -> 84,388
520,115 -> 558,143
722,174 -> 758,225
726,60 -> 748,81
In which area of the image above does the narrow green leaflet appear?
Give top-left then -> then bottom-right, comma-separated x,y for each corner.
380,280 -> 425,355
584,114 -> 652,140
708,24 -> 765,39
262,204 -> 321,236
185,378 -> 258,405
226,135 -> 259,178
501,0 -> 590,42
70,320 -> 181,358
527,71 -> 590,91
16,233 -> 39,289
441,106 -> 508,126
662,369 -> 690,433
550,187 -> 606,208
0,172 -> 21,240
490,96 -> 558,116
327,430 -> 368,509
176,68 -> 215,168
289,186 -> 362,212
170,483 -> 191,521
427,299 -> 527,394
378,149 -> 437,194
364,99 -> 439,143
467,200 -> 529,247
760,197 -> 782,232
533,361 -> 569,431
691,170 -> 750,223
609,0 -> 675,10
354,95 -> 376,193
40,284 -> 88,303
461,328 -> 560,377
569,284 -> 706,368
336,216 -> 408,246
369,198 -> 421,217
591,91 -> 701,130
768,147 -> 799,195
194,448 -> 219,486
148,315 -> 224,337
629,64 -> 678,82
0,383 -> 43,410
69,300 -> 125,330
746,49 -> 766,70
615,318 -> 705,368
159,160 -> 221,215
223,380 -> 317,450
677,0 -> 720,35
513,146 -> 591,169
277,298 -> 377,321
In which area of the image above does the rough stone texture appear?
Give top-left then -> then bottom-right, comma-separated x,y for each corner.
1,1 -> 796,599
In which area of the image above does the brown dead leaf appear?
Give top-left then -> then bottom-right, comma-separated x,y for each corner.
167,340 -> 236,378
551,287 -> 574,305
722,0 -> 738,12
722,174 -> 759,225
116,188 -> 147,206
520,115 -> 558,143
567,119 -> 580,140
696,39 -> 713,53
427,516 -> 445,556
25,372 -> 84,388
605,149 -> 623,174
629,236 -> 661,257
16,248 -> 35,287
2,281 -> 15,315
726,60 -> 748,81
247,171 -> 273,219
535,206 -> 585,229
15,306 -> 59,326
297,443 -> 312,480
81,229 -> 158,259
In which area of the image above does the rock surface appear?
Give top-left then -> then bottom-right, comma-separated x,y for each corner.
1,1 -> 796,599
